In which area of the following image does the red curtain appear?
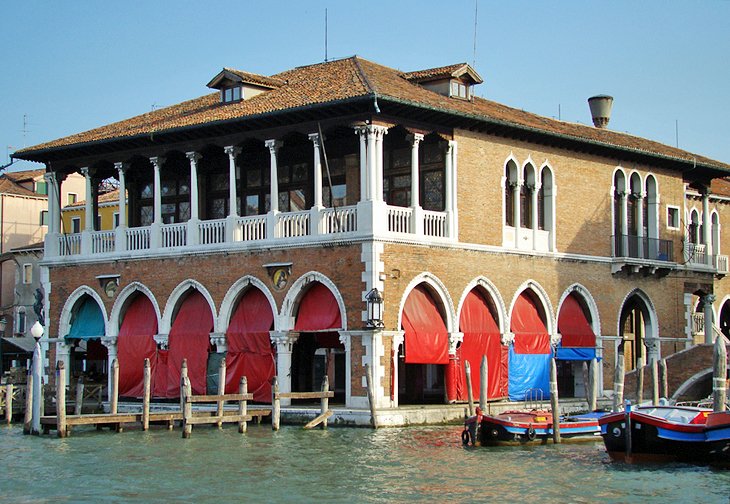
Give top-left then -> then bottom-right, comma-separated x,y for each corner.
165,291 -> 213,397
118,296 -> 158,397
294,283 -> 342,331
402,286 -> 449,365
453,290 -> 507,401
558,294 -> 596,347
511,293 -> 550,354
225,288 -> 276,402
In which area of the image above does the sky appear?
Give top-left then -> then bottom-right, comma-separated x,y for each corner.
2,1 -> 729,172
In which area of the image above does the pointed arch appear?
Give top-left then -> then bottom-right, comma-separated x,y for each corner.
399,272 -> 455,332
161,279 -> 217,334
109,282 -> 162,338
58,286 -> 109,339
218,276 -> 278,333
456,277 -> 507,334
280,271 -> 347,331
555,285 -> 599,359
617,288 -> 659,369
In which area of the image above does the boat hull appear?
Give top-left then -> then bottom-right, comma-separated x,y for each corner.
476,411 -> 602,446
600,409 -> 730,465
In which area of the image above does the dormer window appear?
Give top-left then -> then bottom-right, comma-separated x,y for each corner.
207,67 -> 285,105
221,86 -> 242,103
403,63 -> 483,101
450,81 -> 470,100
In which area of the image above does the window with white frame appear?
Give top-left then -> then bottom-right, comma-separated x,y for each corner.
22,264 -> 32,284
221,86 -> 242,103
666,206 -> 680,229
113,212 -> 120,228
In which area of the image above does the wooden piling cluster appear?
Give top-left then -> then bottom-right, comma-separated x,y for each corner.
180,358 -> 253,438
271,375 -> 334,431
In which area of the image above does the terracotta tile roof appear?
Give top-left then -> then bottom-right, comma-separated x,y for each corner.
14,56 -> 730,171
220,68 -> 286,89
402,63 -> 483,84
0,171 -> 44,198
65,188 -> 121,208
711,178 -> 730,198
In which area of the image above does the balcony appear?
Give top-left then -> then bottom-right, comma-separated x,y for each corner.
684,243 -> 729,276
611,234 -> 674,274
48,203 -> 451,262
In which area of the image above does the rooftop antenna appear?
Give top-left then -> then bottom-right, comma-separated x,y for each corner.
472,0 -> 478,67
22,114 -> 30,147
324,8 -> 328,62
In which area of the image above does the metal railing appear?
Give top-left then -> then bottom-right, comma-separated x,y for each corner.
613,234 -> 673,262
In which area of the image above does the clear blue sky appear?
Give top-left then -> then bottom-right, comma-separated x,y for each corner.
2,1 -> 729,171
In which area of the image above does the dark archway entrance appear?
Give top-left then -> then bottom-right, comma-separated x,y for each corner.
618,293 -> 652,371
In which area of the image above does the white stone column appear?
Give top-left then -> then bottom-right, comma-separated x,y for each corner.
637,192 -> 645,258
512,182 -> 521,246
43,171 -> 60,257
684,293 -> 694,349
101,338 -> 118,402
186,151 -> 201,246
265,140 -> 281,239
114,162 -> 128,252
704,294 -> 716,344
224,146 -> 241,242
209,332 -> 227,353
309,133 -> 324,235
531,182 -> 540,249
356,126 -> 368,202
366,127 -> 378,202
374,126 -> 387,202
620,191 -> 629,256
80,167 -> 94,231
702,189 -> 712,265
408,133 -> 424,235
149,156 -> 164,249
271,331 -> 298,406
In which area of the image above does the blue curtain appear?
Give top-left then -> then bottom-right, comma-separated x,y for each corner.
66,298 -> 105,340
507,346 -> 551,401
555,346 -> 597,361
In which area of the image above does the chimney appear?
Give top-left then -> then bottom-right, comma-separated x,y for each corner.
588,95 -> 614,129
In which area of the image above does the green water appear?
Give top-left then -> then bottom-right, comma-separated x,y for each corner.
1,424 -> 728,503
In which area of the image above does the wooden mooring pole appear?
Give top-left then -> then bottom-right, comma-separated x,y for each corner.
364,364 -> 378,429
271,376 -> 280,431
659,358 -> 668,400
142,358 -> 151,431
23,370 -> 33,434
216,358 -> 227,429
713,335 -> 727,412
56,361 -> 68,438
238,377 -> 248,434
613,352 -> 625,411
181,375 -> 192,439
110,359 -> 119,415
636,357 -> 645,405
5,383 -> 13,424
589,358 -> 598,411
320,375 -> 329,430
464,361 -> 474,417
651,359 -> 660,405
549,358 -> 561,444
74,377 -> 84,416
479,356 -> 488,413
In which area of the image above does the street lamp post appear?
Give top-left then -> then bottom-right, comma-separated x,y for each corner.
0,316 -> 7,381
30,321 -> 44,435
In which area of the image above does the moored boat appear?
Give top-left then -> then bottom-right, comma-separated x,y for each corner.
462,408 -> 603,445
599,405 -> 730,464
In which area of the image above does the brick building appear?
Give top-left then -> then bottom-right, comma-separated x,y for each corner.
12,57 -> 730,414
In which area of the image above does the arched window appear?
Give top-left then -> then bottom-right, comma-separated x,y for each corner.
539,166 -> 554,234
689,209 -> 700,244
712,211 -> 720,256
504,160 -> 518,227
522,163 -> 536,229
645,175 -> 658,241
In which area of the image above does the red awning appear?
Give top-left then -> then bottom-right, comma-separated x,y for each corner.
166,291 -> 213,397
117,296 -> 158,398
402,286 -> 449,365
454,289 -> 507,400
225,288 -> 276,402
558,294 -> 596,348
511,293 -> 550,354
294,283 -> 342,331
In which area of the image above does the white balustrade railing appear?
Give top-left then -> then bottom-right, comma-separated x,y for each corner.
199,219 -> 226,245
423,210 -> 447,237
322,206 -> 357,234
59,234 -> 81,256
716,254 -> 729,274
126,227 -> 150,251
91,230 -> 115,254
277,211 -> 310,238
161,223 -> 187,248
387,206 -> 412,234
686,243 -> 707,266
237,215 -> 267,241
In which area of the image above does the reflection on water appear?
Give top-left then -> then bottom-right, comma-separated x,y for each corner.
1,424 -> 729,503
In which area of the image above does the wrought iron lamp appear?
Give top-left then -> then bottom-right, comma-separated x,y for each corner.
365,288 -> 384,328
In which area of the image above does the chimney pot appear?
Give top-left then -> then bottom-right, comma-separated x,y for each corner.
588,95 -> 614,129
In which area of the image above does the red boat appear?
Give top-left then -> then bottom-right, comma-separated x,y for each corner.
599,405 -> 730,464
462,407 -> 603,445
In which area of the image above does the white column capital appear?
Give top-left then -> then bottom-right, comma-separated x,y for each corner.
149,156 -> 165,168
113,161 -> 128,174
223,145 -> 241,157
308,132 -> 322,148
407,132 -> 424,145
185,151 -> 202,164
79,166 -> 93,178
265,139 -> 282,153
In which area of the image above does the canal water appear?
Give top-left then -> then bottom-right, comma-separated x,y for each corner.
1,424 -> 728,503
